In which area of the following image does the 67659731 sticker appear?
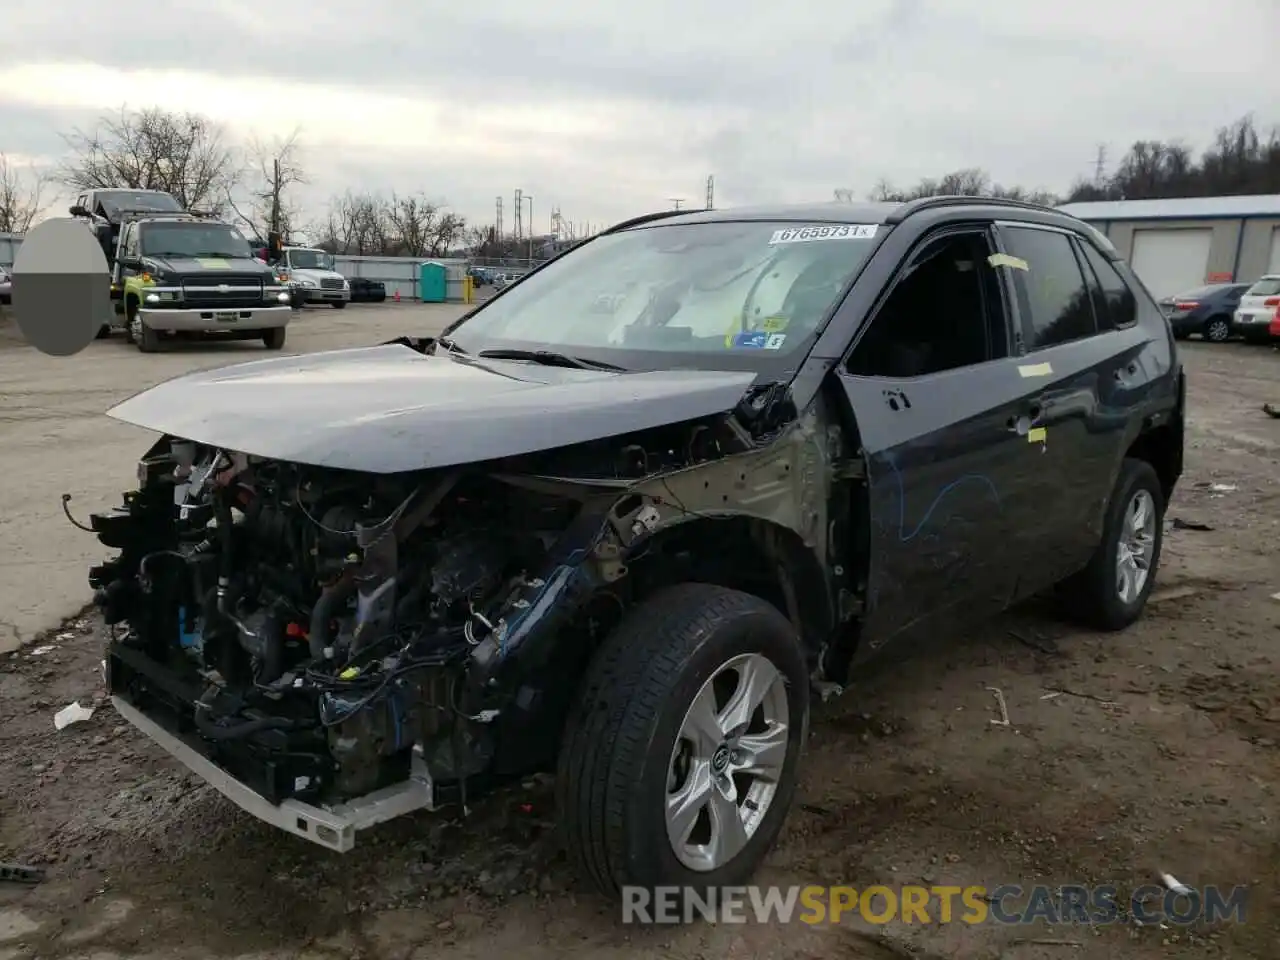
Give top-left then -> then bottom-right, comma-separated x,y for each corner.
769,224 -> 878,245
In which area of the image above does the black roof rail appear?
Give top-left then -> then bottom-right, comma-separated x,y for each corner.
600,208 -> 701,235
885,195 -> 1059,224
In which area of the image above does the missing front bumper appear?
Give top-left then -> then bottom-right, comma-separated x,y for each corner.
111,695 -> 438,853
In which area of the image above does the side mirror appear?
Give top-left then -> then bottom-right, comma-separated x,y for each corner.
69,205 -> 90,218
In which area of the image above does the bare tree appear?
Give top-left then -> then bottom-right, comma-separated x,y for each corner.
60,106 -> 239,213
832,188 -> 856,203
386,192 -> 439,257
429,211 -> 466,256
228,128 -> 305,241
0,153 -> 47,234
866,168 -> 1059,206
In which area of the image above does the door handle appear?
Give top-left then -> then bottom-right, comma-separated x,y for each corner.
1007,401 -> 1043,435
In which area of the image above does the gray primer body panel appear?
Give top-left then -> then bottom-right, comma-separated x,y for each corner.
106,344 -> 758,473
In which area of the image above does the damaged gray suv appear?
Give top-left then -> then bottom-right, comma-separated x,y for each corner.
85,197 -> 1184,902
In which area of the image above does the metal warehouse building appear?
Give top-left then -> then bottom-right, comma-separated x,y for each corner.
1055,195 -> 1280,300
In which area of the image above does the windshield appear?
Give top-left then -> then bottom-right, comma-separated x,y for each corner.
288,248 -> 335,270
446,220 -> 882,370
140,222 -> 252,259
1245,277 -> 1280,297
99,191 -> 184,216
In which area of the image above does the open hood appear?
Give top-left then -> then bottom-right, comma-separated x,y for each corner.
106,344 -> 758,473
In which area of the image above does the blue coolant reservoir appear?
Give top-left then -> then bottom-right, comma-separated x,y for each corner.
178,605 -> 203,657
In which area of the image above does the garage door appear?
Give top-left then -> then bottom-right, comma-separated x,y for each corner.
1268,227 -> 1280,274
1129,228 -> 1213,300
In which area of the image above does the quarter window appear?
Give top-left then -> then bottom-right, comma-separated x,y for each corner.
1001,226 -> 1097,349
1076,240 -> 1137,330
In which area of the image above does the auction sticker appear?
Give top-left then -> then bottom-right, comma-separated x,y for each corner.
769,224 -> 878,245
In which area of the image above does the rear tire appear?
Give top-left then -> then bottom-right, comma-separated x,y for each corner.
557,584 -> 809,904
263,328 -> 286,350
1202,315 -> 1231,342
1059,457 -> 1164,631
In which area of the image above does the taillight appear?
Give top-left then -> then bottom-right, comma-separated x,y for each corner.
1263,297 -> 1280,307
1173,301 -> 1199,311
1270,308 -> 1280,337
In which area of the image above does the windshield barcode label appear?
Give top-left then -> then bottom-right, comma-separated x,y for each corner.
768,224 -> 878,245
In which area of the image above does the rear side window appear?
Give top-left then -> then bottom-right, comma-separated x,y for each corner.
1246,277 -> 1280,296
1001,226 -> 1097,349
1076,240 -> 1137,330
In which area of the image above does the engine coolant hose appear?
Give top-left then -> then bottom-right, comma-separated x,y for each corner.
309,574 -> 357,661
192,703 -> 298,740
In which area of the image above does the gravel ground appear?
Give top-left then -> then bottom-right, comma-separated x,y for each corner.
1,338 -> 1278,960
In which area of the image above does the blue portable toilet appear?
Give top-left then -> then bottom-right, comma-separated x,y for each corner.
419,261 -> 447,303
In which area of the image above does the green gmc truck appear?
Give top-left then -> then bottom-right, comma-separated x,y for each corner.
72,190 -> 293,352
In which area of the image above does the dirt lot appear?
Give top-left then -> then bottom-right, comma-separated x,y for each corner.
1,338 -> 1278,960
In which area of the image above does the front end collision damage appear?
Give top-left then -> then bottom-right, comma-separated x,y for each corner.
84,374 -> 868,853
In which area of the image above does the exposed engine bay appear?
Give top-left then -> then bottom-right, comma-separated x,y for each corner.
84,389 -> 841,841
92,441 -> 601,810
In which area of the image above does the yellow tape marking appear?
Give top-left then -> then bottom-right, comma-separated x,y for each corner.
761,315 -> 790,333
1027,427 -> 1047,444
988,253 -> 1029,271
196,258 -> 230,270
1018,362 -> 1053,378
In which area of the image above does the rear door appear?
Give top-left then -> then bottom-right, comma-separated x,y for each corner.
834,223 -> 1040,653
993,222 -> 1141,595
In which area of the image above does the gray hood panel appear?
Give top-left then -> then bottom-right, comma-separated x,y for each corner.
107,344 -> 757,473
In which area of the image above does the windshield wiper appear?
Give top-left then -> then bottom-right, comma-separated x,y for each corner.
476,348 -> 626,371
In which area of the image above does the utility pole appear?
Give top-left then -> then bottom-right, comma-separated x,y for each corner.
495,196 -> 504,241
525,194 -> 534,264
705,175 -> 715,210
668,198 -> 685,210
269,157 -> 281,238
513,189 -> 523,240
1093,144 -> 1107,186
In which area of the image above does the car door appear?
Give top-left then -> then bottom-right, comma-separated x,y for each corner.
834,223 -> 1041,653
992,222 -> 1139,597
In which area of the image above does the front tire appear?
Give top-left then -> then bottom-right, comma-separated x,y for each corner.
1060,457 -> 1164,631
130,308 -> 160,353
263,327 -> 286,350
557,584 -> 809,904
331,301 -> 346,310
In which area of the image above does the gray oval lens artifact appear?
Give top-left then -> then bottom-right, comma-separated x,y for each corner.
12,218 -> 111,357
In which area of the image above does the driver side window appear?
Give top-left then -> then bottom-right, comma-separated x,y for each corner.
846,228 -> 1010,378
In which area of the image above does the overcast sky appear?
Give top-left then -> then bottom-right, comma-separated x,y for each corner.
1,0 -> 1277,234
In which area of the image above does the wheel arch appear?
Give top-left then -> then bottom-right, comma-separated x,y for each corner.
624,514 -> 837,664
